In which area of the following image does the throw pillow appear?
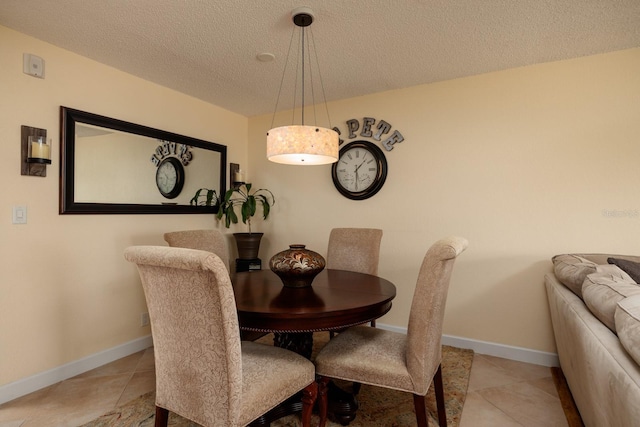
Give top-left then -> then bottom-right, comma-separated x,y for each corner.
582,268 -> 640,332
608,258 -> 640,283
615,295 -> 640,366
552,254 -> 598,298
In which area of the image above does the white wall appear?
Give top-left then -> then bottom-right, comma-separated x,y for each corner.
247,47 -> 640,354
0,25 -> 248,388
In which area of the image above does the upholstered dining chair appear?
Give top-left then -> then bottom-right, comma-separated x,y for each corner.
164,229 -> 230,272
315,236 -> 468,427
326,227 -> 383,275
124,246 -> 318,427
327,227 -> 383,330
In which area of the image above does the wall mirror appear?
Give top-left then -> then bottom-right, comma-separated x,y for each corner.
60,106 -> 227,214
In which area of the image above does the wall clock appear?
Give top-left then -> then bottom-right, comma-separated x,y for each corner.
156,157 -> 185,199
331,140 -> 388,200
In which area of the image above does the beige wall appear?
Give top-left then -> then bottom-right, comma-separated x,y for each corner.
0,26 -> 247,386
3,20 -> 640,390
247,47 -> 640,354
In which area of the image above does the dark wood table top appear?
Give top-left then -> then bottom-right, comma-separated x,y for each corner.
232,269 -> 396,333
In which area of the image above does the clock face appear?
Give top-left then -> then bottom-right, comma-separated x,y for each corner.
156,157 -> 185,199
331,140 -> 388,200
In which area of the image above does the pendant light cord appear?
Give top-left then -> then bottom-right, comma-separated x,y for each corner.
270,27 -> 296,130
301,25 -> 305,126
268,9 -> 333,131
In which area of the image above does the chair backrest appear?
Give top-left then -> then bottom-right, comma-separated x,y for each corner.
124,246 -> 241,426
326,228 -> 383,275
406,236 -> 468,395
164,229 -> 230,272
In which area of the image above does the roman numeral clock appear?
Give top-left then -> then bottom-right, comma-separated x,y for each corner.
331,117 -> 405,200
331,140 -> 388,200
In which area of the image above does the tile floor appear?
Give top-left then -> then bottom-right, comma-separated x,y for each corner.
0,348 -> 569,427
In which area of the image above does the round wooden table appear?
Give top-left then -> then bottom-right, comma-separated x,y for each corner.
232,268 -> 396,425
233,268 -> 396,339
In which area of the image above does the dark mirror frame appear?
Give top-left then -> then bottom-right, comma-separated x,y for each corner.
60,106 -> 227,214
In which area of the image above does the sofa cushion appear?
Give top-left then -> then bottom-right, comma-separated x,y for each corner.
552,254 -> 598,298
608,257 -> 640,283
582,266 -> 640,332
615,295 -> 640,366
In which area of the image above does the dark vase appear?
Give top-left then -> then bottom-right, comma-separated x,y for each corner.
234,233 -> 263,259
269,244 -> 326,288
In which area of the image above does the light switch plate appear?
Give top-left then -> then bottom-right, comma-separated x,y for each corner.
12,206 -> 27,224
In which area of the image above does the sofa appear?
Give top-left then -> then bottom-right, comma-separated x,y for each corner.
545,254 -> 640,427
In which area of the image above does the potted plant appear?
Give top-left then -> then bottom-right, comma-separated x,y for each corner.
217,183 -> 275,259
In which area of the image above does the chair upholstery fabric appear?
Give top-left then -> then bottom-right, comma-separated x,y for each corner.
124,246 -> 317,427
315,236 -> 468,426
326,228 -> 383,275
164,229 -> 230,272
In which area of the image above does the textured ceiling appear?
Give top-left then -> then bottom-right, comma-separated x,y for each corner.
2,1 -> 640,117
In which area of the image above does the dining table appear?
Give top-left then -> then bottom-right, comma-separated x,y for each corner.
232,268 -> 397,425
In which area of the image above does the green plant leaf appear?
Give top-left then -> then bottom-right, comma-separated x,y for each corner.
189,188 -> 203,205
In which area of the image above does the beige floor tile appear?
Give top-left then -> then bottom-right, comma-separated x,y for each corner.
480,354 -> 552,382
20,374 -> 130,427
135,347 -> 155,372
528,375 -> 560,399
117,370 -> 156,406
467,354 -> 526,392
459,391 -> 522,427
477,381 -> 568,427
0,384 -> 56,423
74,351 -> 144,379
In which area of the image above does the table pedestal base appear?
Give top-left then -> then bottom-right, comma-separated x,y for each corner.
326,381 -> 359,425
274,331 -> 313,359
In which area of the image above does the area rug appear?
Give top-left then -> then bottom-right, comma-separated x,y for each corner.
550,367 -> 585,427
83,332 -> 473,427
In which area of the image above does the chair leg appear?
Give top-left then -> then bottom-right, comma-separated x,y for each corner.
413,364 -> 447,427
301,381 -> 318,427
155,405 -> 169,427
434,364 -> 447,427
413,394 -> 429,427
317,376 -> 330,427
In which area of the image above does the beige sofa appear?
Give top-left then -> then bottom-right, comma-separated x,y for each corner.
545,254 -> 640,427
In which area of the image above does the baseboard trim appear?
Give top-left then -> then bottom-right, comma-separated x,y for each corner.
377,323 -> 560,367
0,335 -> 152,405
1,324 -> 561,405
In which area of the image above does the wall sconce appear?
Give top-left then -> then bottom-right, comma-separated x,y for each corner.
230,162 -> 245,189
21,125 -> 51,177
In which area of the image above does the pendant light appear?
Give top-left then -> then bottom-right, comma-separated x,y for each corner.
266,7 -> 339,165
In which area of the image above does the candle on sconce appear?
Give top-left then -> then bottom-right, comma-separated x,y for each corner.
234,169 -> 245,183
29,136 -> 51,160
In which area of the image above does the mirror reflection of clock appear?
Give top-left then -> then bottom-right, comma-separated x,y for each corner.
156,157 -> 185,199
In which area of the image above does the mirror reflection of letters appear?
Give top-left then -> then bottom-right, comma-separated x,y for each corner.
60,107 -> 227,214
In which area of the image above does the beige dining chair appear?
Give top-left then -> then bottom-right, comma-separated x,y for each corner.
164,229 -> 230,272
124,246 -> 318,427
315,236 -> 468,427
327,227 -> 383,331
326,227 -> 383,275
